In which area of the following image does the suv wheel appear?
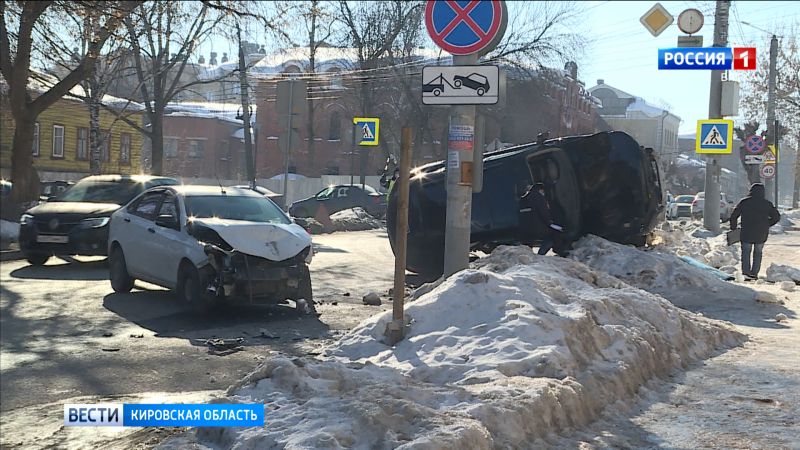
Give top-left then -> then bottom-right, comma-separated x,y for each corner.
109,247 -> 135,293
25,253 -> 50,266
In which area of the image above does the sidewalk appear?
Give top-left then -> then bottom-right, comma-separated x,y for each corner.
561,231 -> 800,449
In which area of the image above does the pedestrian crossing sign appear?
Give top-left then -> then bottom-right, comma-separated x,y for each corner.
696,119 -> 734,154
353,117 -> 380,146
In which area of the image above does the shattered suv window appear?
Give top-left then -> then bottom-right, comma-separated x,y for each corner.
185,195 -> 291,224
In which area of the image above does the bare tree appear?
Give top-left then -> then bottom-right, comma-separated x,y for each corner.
741,25 -> 799,152
0,0 -> 139,201
486,1 -> 586,71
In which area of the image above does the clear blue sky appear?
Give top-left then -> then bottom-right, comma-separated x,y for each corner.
579,0 -> 800,134
196,1 -> 799,135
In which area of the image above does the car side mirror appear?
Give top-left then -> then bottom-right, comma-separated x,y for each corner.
155,214 -> 179,230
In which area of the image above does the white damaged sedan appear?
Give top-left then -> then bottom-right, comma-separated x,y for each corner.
108,185 -> 314,312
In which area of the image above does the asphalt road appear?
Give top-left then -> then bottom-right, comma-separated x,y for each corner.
0,229 -> 395,414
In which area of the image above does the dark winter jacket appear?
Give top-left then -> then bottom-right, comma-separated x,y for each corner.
730,183 -> 780,244
519,187 -> 553,236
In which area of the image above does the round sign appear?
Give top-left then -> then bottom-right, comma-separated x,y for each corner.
761,164 -> 776,179
425,0 -> 507,56
745,134 -> 765,154
677,8 -> 704,35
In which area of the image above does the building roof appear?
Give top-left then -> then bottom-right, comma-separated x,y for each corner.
1,71 -> 146,112
588,80 -> 680,121
164,101 -> 255,125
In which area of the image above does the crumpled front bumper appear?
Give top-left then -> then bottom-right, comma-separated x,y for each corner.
203,245 -> 310,302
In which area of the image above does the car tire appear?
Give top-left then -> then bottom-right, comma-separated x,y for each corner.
295,265 -> 315,315
177,264 -> 214,313
109,247 -> 135,293
477,87 -> 485,96
454,79 -> 462,88
25,253 -> 50,266
433,88 -> 441,96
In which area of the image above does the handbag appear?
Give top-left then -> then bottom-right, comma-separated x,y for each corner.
726,228 -> 741,246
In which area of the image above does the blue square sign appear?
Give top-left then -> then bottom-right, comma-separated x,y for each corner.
353,117 -> 380,146
695,119 -> 733,154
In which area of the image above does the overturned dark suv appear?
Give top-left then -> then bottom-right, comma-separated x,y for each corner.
387,131 -> 664,277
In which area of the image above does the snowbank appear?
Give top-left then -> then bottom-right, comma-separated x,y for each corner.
163,246 -> 744,449
330,207 -> 383,232
570,235 -> 734,292
650,227 -> 738,270
765,264 -> 800,284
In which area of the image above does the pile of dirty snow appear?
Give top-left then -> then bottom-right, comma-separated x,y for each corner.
572,235 -> 735,291
329,207 -> 383,232
163,246 -> 743,449
770,213 -> 797,234
765,263 -> 800,284
650,227 -> 738,271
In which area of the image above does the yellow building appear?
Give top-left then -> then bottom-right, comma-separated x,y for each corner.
0,90 -> 145,182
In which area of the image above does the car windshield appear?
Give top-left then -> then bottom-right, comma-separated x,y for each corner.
184,195 -> 291,224
55,179 -> 143,204
676,195 -> 694,203
316,187 -> 335,199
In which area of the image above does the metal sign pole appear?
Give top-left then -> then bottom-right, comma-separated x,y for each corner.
282,79 -> 294,211
443,53 -> 478,276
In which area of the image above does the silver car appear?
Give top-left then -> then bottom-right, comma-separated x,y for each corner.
108,185 -> 314,312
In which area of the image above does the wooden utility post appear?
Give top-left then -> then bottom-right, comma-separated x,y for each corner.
386,127 -> 412,346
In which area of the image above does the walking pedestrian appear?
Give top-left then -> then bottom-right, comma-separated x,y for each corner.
729,183 -> 781,280
518,182 -> 564,255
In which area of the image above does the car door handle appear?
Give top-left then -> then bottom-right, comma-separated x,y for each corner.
123,217 -> 131,222
147,228 -> 155,233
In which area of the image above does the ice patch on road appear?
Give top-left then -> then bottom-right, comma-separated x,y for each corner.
161,246 -> 744,449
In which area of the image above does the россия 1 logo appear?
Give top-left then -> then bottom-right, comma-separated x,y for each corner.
659,47 -> 756,70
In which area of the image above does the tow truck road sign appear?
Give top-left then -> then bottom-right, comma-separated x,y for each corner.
744,154 -> 765,165
353,117 -> 380,146
422,65 -> 499,105
760,163 -> 775,179
695,119 -> 733,154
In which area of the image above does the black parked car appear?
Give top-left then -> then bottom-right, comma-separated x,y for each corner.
387,131 -> 664,277
289,184 -> 387,219
19,175 -> 178,265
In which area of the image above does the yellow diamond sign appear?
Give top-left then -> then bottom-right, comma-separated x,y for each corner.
640,3 -> 674,37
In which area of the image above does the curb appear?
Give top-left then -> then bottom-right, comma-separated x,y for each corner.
1,250 -> 24,262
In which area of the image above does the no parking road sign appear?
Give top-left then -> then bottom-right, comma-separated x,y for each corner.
695,119 -> 733,154
425,0 -> 507,56
744,134 -> 765,154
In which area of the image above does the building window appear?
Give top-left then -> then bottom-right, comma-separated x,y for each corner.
165,138 -> 178,158
33,122 -> 40,156
120,133 -> 131,164
76,127 -> 88,160
101,132 -> 111,162
328,112 -> 341,141
52,125 -> 64,158
188,139 -> 205,158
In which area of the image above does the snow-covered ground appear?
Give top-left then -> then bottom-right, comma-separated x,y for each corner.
161,245 -> 744,449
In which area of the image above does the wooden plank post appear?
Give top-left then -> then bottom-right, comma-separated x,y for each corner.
386,127 -> 412,346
